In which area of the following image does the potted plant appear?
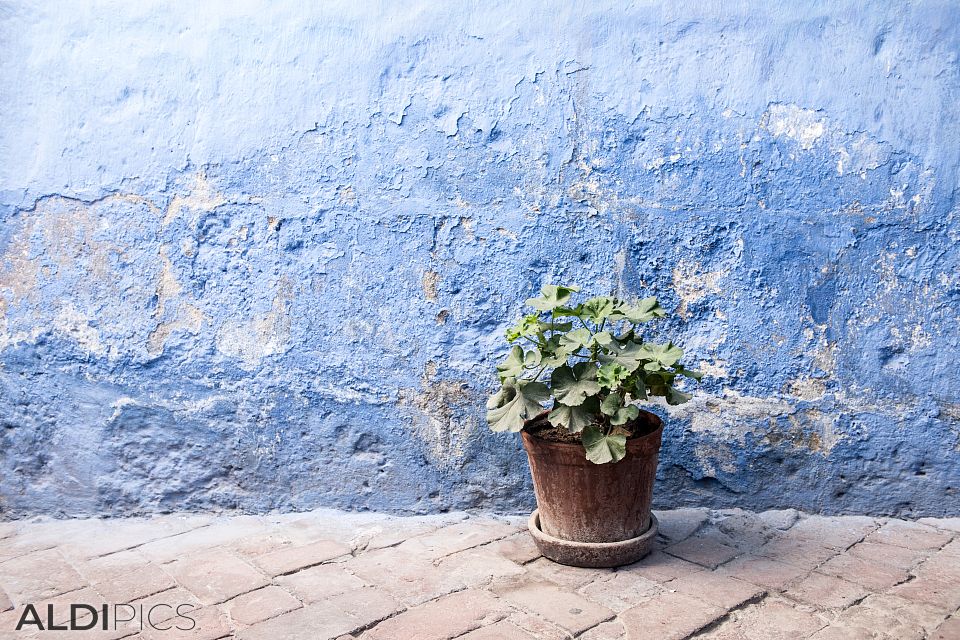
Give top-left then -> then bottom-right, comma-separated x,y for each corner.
486,284 -> 703,567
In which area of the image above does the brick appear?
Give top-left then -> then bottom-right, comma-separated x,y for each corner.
807,624 -> 878,640
139,604 -> 233,640
399,519 -> 520,559
579,620 -> 625,639
788,515 -> 877,550
785,572 -> 868,608
328,586 -> 402,629
579,572 -> 661,612
485,533 -> 541,565
165,549 -> 269,605
458,620 -> 539,639
75,549 -> 176,602
918,517 -> 960,533
668,572 -> 764,609
239,603 -> 361,640
888,572 -> 960,612
755,536 -> 840,570
505,611 -> 573,640
276,564 -> 365,603
721,599 -> 826,640
60,515 -> 213,560
0,586 -> 102,628
717,510 -> 777,550
866,520 -> 954,551
436,546 -> 525,587
251,539 -> 351,576
361,589 -> 506,640
525,557 -> 612,588
228,531 -> 294,557
654,508 -> 709,542
835,593 -> 946,639
620,591 -> 724,640
715,556 -> 808,590
931,617 -> 960,640
759,509 -> 800,531
346,546 -> 464,606
0,548 -> 87,602
847,541 -> 929,571
664,534 -> 740,569
495,579 -> 613,635
817,552 -> 910,591
222,586 -> 301,626
940,538 -> 960,557
136,517 -> 272,564
128,586 -> 203,626
620,550 -> 706,584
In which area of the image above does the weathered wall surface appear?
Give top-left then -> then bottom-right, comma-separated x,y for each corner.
1,2 -> 958,518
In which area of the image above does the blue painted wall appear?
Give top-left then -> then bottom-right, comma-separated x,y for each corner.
1,1 -> 958,518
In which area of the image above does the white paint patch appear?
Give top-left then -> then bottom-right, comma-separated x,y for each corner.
668,389 -> 795,442
54,305 -> 107,356
762,104 -> 826,150
672,259 -> 724,318
215,280 -> 293,369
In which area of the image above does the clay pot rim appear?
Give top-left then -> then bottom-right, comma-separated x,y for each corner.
521,408 -> 664,449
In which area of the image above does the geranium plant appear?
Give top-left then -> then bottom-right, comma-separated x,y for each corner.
486,284 -> 702,464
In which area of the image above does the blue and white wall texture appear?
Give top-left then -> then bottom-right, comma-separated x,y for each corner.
1,2 -> 958,519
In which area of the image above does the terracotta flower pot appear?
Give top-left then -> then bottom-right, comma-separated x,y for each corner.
521,410 -> 663,567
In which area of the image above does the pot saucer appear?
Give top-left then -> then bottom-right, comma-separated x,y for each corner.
528,510 -> 659,568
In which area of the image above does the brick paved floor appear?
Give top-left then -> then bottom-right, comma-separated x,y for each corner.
0,509 -> 957,639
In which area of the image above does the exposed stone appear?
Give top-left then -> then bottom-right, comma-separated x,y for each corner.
715,556 -> 809,590
0,549 -> 88,602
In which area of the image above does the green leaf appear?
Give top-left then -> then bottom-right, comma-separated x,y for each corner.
667,387 -> 693,405
505,313 -> 547,342
526,284 -> 580,312
551,363 -> 602,406
539,335 -> 573,367
610,297 -> 666,323
548,396 -> 600,433
496,346 -> 542,380
600,392 -> 623,416
600,393 -> 640,425
581,296 -> 616,323
496,346 -> 525,380
597,362 -> 630,388
631,375 -> 648,400
610,404 -> 639,426
486,380 -> 550,432
674,365 -> 703,381
598,340 -> 647,372
637,342 -> 684,368
592,331 -> 614,347
559,328 -> 592,351
581,425 -> 627,464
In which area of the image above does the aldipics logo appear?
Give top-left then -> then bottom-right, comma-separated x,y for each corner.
14,602 -> 198,632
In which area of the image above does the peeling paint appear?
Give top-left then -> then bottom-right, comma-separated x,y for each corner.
1,1 -> 958,518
